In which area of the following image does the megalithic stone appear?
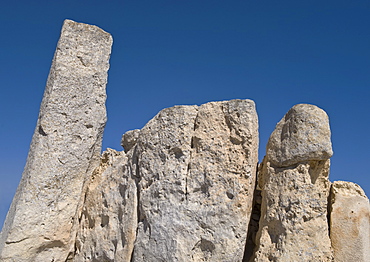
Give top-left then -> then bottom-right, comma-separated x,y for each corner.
330,181 -> 370,262
252,104 -> 334,261
132,100 -> 259,262
0,20 -> 112,261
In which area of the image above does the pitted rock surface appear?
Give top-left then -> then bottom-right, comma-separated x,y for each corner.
252,104 -> 334,262
132,100 -> 259,262
0,19 -> 112,261
1,20 -> 369,262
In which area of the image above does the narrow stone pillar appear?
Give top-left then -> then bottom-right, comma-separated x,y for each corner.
0,20 -> 112,261
330,181 -> 370,262
252,104 -> 334,261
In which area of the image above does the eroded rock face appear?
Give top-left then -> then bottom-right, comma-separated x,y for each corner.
132,100 -> 259,262
121,129 -> 140,153
0,20 -> 112,261
252,104 -> 333,261
73,149 -> 137,262
330,181 -> 370,262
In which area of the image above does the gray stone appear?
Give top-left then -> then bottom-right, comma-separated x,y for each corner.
121,129 -> 141,153
330,181 -> 370,262
266,104 -> 333,167
73,149 -> 137,262
0,19 -> 112,261
132,100 -> 259,262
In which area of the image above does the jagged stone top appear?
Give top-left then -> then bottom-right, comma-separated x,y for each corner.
266,104 -> 333,167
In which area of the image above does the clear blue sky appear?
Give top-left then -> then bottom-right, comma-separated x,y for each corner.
1,1 -> 369,229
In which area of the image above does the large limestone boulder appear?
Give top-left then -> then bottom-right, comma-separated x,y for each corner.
0,20 -> 112,261
131,100 -> 259,261
253,104 -> 334,261
330,181 -> 370,262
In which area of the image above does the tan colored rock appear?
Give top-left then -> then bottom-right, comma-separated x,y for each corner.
0,20 -> 112,261
73,149 -> 137,262
330,181 -> 370,262
267,104 -> 333,167
5,18 -> 369,262
132,100 -> 259,262
252,104 -> 334,262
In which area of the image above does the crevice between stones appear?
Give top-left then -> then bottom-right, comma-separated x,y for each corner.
327,183 -> 333,239
130,144 -> 141,262
186,108 -> 199,202
65,144 -> 111,261
242,162 -> 261,262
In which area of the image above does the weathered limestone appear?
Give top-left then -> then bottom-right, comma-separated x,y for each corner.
73,149 -> 137,262
330,181 -> 370,262
132,100 -> 259,261
121,129 -> 140,153
252,104 -> 333,261
267,104 -> 333,167
2,19 -> 370,262
0,20 -> 112,261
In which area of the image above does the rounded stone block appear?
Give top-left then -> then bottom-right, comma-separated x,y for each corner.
266,104 -> 333,167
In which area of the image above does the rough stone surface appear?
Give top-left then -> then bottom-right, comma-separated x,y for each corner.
2,19 -> 370,262
73,149 -> 137,262
330,181 -> 370,262
252,104 -> 334,262
266,104 -> 333,167
121,129 -> 140,153
132,100 -> 259,262
0,19 -> 112,261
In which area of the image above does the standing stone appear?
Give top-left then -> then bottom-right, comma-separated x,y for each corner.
132,100 -> 259,262
252,104 -> 333,261
330,181 -> 370,262
187,100 -> 258,262
0,20 -> 112,261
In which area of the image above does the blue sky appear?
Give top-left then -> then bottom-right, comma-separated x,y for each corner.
1,1 -> 369,229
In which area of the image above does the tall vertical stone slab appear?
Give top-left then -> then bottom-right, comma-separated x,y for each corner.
330,181 -> 370,262
187,100 -> 258,262
132,100 -> 259,262
0,20 -> 112,261
252,104 -> 334,261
